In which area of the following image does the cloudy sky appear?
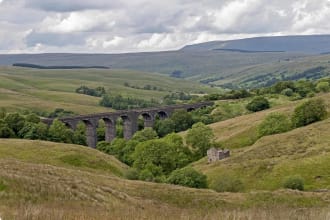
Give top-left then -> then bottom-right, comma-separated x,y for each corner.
1,0 -> 330,53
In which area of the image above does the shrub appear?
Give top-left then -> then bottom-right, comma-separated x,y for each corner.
210,175 -> 244,192
258,113 -> 291,137
166,167 -> 207,188
281,88 -> 294,96
246,97 -> 270,112
124,168 -> 139,180
316,81 -> 330,93
291,99 -> 327,128
283,176 -> 304,191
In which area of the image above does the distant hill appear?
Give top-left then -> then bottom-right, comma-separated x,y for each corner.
182,35 -> 330,54
2,35 -> 330,88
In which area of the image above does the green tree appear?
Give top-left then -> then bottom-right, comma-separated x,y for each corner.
48,119 -> 74,143
167,167 -> 207,188
258,113 -> 291,137
186,122 -> 214,158
246,97 -> 270,112
25,113 -> 41,123
154,118 -> 175,137
133,139 -> 177,176
163,133 -> 193,168
4,113 -> 26,135
132,128 -> 158,142
0,120 -> 14,138
292,99 -> 327,127
73,122 -> 87,146
316,81 -> 330,93
283,175 -> 304,191
171,109 -> 194,132
210,174 -> 244,192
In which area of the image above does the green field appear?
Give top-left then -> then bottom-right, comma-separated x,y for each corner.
0,66 -> 217,114
0,139 -> 329,219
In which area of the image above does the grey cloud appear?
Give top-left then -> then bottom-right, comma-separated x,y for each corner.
0,0 -> 330,53
25,31 -> 87,47
26,0 -> 122,12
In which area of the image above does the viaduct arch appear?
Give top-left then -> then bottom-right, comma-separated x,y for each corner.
42,102 -> 213,148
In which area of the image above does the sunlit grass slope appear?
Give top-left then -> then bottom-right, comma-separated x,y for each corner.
0,66 -> 216,114
194,94 -> 330,192
0,139 -> 329,219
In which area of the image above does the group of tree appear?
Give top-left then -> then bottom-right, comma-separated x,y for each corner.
100,94 -> 159,110
0,110 -> 86,145
258,98 -> 328,137
76,85 -> 106,97
123,82 -> 165,91
204,77 -> 330,103
97,122 -> 213,188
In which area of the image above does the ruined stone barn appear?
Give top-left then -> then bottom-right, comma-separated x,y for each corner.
207,147 -> 230,163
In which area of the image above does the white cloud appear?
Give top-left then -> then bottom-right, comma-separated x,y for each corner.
39,11 -> 116,33
1,0 -> 330,53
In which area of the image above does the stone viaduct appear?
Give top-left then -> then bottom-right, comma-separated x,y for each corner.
42,102 -> 213,148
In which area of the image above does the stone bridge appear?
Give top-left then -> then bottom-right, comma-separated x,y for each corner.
42,102 -> 213,148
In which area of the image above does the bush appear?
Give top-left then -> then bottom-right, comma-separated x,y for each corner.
316,81 -> 330,93
283,176 -> 304,191
292,99 -> 327,128
124,168 -> 139,180
210,175 -> 244,192
167,167 -> 207,188
258,113 -> 291,137
246,97 -> 270,112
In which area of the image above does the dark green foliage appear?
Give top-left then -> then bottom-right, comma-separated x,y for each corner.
4,113 -> 25,135
154,118 -> 175,137
120,140 -> 139,166
171,109 -> 194,132
73,122 -> 87,146
283,176 -> 304,191
316,81 -> 330,92
48,108 -> 75,118
258,113 -> 292,137
25,113 -> 41,123
48,119 -> 74,143
133,139 -> 177,176
246,96 -> 270,112
0,120 -> 15,138
211,175 -> 244,192
281,88 -> 294,96
204,89 -> 251,100
100,94 -> 158,110
76,85 -> 106,97
18,122 -> 48,140
0,179 -> 7,191
186,122 -> 214,158
163,133 -> 193,168
166,167 -> 207,188
132,128 -> 158,142
124,168 -> 139,180
292,99 -> 327,127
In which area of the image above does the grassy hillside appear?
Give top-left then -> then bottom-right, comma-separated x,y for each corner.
0,139 -> 127,176
0,51 -> 307,80
192,93 -> 330,193
212,54 -> 330,88
0,66 -> 215,114
0,139 -> 329,219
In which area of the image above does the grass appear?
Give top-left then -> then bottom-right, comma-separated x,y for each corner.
0,66 -> 217,114
194,116 -> 330,192
0,139 -> 127,176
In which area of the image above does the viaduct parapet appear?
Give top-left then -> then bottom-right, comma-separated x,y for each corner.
42,102 -> 214,148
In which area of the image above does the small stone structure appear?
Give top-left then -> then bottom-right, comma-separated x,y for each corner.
207,147 -> 230,163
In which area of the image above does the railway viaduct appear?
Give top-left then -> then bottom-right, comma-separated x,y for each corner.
42,102 -> 213,148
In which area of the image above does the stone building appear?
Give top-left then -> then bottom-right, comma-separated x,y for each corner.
207,147 -> 230,163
